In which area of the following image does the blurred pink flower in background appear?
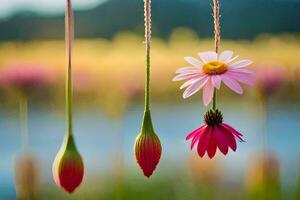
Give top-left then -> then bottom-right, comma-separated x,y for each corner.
255,64 -> 287,97
0,63 -> 53,92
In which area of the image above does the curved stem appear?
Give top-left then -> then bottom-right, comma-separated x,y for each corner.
66,0 -> 74,135
19,93 -> 29,150
144,0 -> 151,112
212,0 -> 221,111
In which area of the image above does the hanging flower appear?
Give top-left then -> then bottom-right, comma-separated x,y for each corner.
134,0 -> 162,177
53,135 -> 84,193
135,111 -> 162,178
186,109 -> 244,158
173,51 -> 254,106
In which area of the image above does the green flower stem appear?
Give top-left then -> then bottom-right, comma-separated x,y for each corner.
66,0 -> 74,136
141,0 -> 154,135
141,110 -> 155,135
212,0 -> 220,111
212,89 -> 217,111
19,92 -> 29,150
144,0 -> 151,112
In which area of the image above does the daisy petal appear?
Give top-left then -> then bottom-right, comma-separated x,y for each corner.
227,71 -> 254,86
221,74 -> 243,94
183,77 -> 209,99
230,68 -> 255,75
227,55 -> 239,63
218,50 -> 233,63
180,75 -> 206,89
173,73 -> 201,81
184,56 -> 203,67
229,60 -> 253,69
202,78 -> 214,106
176,67 -> 199,74
198,51 -> 217,63
211,75 -> 221,89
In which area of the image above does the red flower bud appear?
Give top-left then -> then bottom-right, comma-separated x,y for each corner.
135,111 -> 162,178
53,134 -> 84,193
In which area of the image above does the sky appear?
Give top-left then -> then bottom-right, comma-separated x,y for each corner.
0,0 -> 106,18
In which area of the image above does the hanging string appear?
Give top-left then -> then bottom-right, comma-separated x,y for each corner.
66,0 -> 74,135
144,0 -> 152,112
212,0 -> 221,111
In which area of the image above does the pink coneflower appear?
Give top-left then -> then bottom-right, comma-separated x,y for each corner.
0,64 -> 52,92
173,51 -> 254,106
255,64 -> 287,97
186,109 -> 244,158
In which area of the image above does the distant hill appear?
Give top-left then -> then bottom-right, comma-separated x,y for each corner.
0,0 -> 299,40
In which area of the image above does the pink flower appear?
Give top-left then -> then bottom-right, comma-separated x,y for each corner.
255,64 -> 287,96
186,109 -> 244,158
173,51 -> 254,106
0,64 -> 52,92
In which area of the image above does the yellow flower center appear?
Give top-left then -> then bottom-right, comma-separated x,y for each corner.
202,61 -> 228,75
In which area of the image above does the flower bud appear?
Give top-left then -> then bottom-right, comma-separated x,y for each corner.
53,134 -> 84,193
135,111 -> 162,178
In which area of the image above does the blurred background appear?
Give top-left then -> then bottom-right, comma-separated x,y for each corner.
0,0 -> 300,199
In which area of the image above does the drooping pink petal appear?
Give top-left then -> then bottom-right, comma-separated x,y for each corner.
211,75 -> 221,89
219,125 -> 237,152
173,72 -> 202,81
207,136 -> 217,158
223,123 -> 245,142
218,50 -> 233,63
202,78 -> 214,106
191,134 -> 201,150
226,71 -> 254,86
213,126 -> 229,155
198,51 -> 217,63
176,66 -> 200,74
183,76 -> 209,99
221,74 -> 243,94
184,56 -> 203,67
197,128 -> 210,157
186,125 -> 206,140
229,60 -> 253,69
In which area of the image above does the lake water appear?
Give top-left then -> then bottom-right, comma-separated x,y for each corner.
0,100 -> 300,198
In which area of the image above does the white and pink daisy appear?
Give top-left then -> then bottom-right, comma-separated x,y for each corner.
173,50 -> 254,106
